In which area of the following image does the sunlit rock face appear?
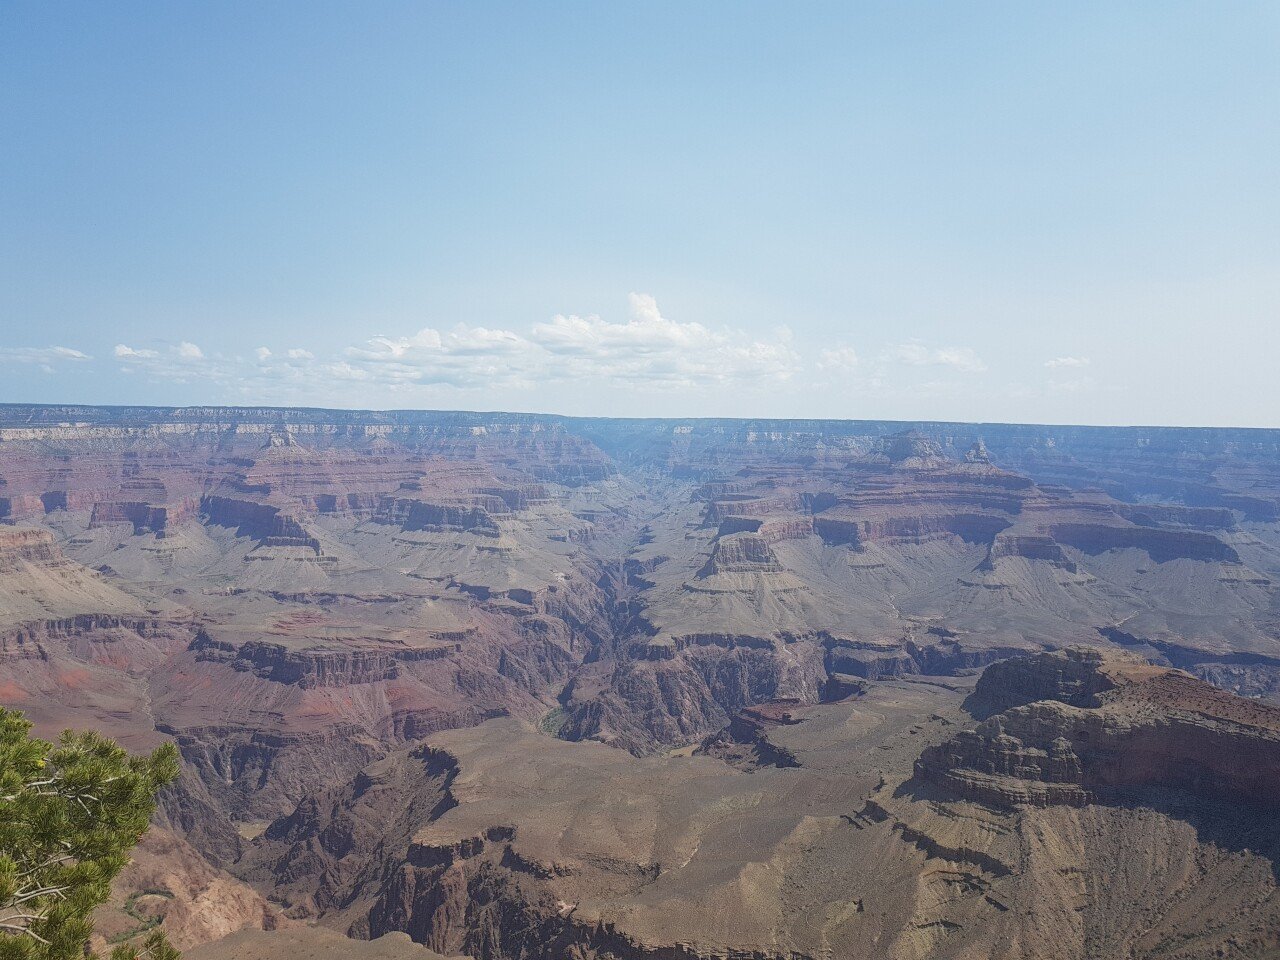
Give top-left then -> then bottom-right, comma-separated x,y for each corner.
917,647 -> 1280,808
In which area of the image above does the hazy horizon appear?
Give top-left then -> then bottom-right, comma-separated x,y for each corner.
7,398 -> 1280,435
4,2 -> 1278,427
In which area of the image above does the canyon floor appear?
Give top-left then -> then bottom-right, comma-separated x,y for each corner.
2,405 -> 1280,958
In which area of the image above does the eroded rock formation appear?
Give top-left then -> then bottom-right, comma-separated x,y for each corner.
916,647 -> 1280,809
1,406 -> 1280,956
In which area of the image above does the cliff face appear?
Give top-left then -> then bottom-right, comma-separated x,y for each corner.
191,631 -> 459,689
694,700 -> 803,770
90,500 -> 177,536
373,497 -> 502,536
696,533 -> 783,575
201,496 -> 323,552
0,525 -> 63,566
1045,521 -> 1240,563
235,743 -> 460,917
966,645 -> 1120,713
916,648 -> 1280,809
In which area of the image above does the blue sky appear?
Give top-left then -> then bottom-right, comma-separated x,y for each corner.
2,2 -> 1278,425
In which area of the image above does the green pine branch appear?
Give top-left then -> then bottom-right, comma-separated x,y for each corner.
0,708 -> 181,960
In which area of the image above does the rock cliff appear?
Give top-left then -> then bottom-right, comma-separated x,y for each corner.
917,647 -> 1280,809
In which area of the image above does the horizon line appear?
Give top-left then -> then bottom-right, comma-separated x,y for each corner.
1,400 -> 1278,436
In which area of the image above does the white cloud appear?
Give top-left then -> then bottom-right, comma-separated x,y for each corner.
882,341 -> 987,373
529,293 -> 799,386
115,344 -> 159,359
114,341 -> 218,383
1044,356 -> 1090,369
0,345 -> 92,365
335,294 -> 799,390
817,346 -> 859,370
344,324 -> 537,389
535,293 -> 711,358
0,345 -> 92,375
83,295 -> 802,397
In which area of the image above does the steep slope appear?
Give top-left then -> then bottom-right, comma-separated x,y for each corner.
0,525 -> 145,621
90,827 -> 280,954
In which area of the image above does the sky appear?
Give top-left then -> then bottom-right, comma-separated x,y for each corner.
2,2 -> 1278,426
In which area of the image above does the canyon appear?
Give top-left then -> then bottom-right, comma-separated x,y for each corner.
1,404 -> 1279,958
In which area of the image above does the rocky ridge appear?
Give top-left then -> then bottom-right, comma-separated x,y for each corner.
915,647 -> 1280,810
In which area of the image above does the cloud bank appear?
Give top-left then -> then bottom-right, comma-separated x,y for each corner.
17,295 -> 1006,408
335,293 -> 801,390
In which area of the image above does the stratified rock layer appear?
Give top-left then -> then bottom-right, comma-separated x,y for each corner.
917,647 -> 1280,809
